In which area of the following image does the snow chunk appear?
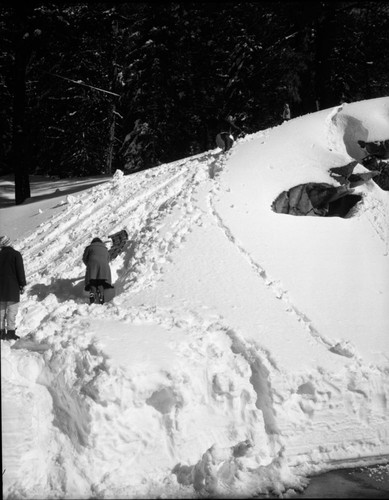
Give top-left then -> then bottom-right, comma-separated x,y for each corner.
66,194 -> 77,205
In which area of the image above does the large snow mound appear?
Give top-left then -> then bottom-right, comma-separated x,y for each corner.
1,97 -> 389,499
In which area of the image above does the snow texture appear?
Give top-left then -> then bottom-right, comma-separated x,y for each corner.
1,97 -> 389,499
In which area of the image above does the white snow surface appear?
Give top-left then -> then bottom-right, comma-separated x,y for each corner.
1,97 -> 389,499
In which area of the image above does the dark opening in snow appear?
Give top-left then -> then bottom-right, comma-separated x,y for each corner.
326,194 -> 363,217
271,183 -> 362,218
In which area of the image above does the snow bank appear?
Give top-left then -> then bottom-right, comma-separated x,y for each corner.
1,97 -> 389,499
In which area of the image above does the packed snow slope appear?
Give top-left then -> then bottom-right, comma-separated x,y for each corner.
2,97 -> 389,499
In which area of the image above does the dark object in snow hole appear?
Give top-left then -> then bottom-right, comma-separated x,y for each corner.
326,194 -> 362,217
271,182 -> 362,218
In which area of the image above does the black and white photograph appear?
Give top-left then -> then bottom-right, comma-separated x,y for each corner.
1,1 -> 389,498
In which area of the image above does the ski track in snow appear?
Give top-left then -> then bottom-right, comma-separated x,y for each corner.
20,150 -> 219,296
15,149 -> 235,341
24,162 -> 194,279
117,157 -> 212,295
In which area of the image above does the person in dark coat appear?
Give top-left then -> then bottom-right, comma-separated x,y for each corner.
216,131 -> 234,152
82,237 -> 113,304
358,139 -> 389,159
0,235 -> 26,340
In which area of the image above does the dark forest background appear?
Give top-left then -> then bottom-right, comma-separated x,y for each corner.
1,1 -> 389,204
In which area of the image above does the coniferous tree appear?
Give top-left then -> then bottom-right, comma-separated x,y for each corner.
1,1 -> 389,197
4,3 -> 40,204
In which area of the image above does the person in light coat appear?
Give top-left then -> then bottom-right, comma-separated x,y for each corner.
82,237 -> 113,304
282,103 -> 291,121
0,235 -> 26,340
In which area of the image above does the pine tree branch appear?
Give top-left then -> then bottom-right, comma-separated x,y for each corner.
46,72 -> 120,97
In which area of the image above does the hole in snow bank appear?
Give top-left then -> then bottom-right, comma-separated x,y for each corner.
326,194 -> 363,217
297,382 -> 316,398
271,183 -> 362,218
146,386 -> 181,414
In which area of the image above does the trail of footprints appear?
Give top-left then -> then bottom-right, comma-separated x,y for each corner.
207,135 -> 353,359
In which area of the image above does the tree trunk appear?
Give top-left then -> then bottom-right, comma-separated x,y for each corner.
11,8 -> 31,205
106,103 -> 116,175
363,5 -> 372,98
106,18 -> 119,175
313,17 -> 328,110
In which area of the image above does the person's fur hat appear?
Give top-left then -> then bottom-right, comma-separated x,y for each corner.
0,235 -> 11,247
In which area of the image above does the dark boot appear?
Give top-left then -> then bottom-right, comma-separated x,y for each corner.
0,329 -> 6,340
89,292 -> 95,304
97,286 -> 104,304
6,330 -> 20,340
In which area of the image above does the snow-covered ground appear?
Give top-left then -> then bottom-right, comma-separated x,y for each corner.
1,97 -> 389,499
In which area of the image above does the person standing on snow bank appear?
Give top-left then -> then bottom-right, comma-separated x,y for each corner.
282,103 -> 291,122
0,235 -> 26,341
216,131 -> 234,152
226,115 -> 247,138
82,237 -> 113,304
